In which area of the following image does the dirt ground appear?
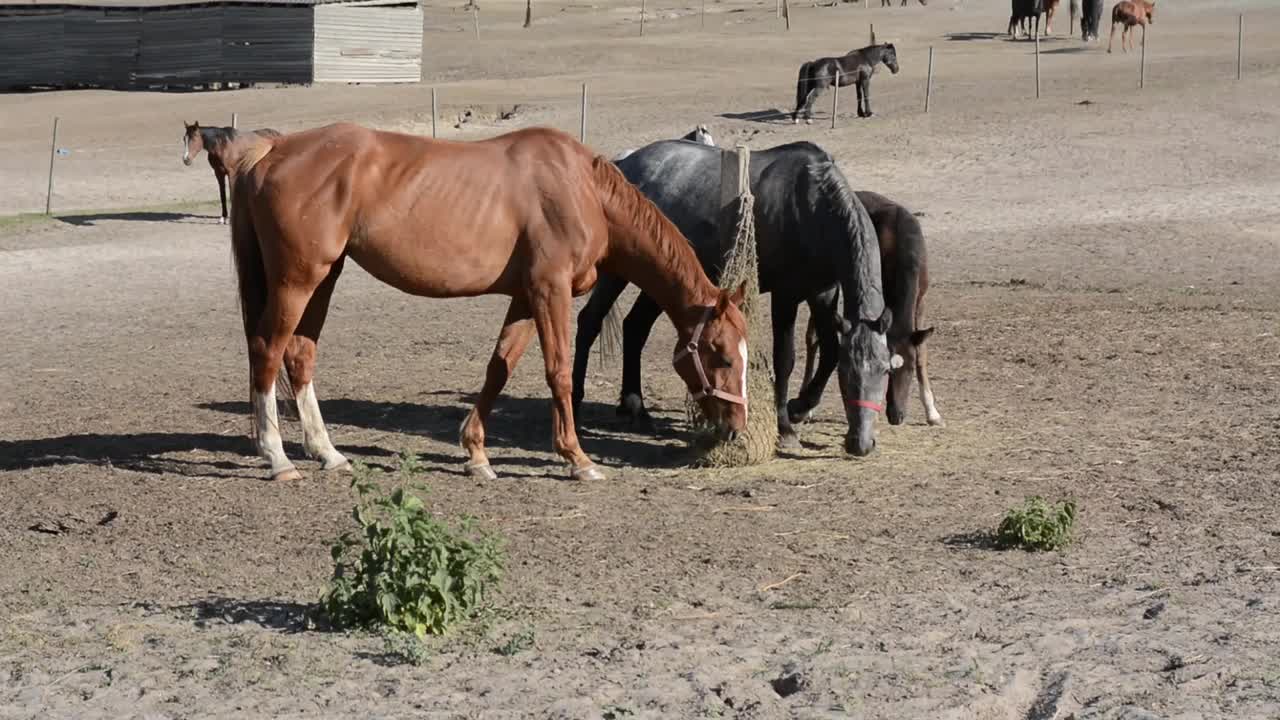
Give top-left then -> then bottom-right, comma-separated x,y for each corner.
3,0 -> 1280,717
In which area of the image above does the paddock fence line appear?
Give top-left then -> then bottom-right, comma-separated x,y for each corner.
3,10 -> 1271,218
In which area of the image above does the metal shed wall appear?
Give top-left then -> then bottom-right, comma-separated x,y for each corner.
0,9 -> 64,87
136,5 -> 222,84
63,7 -> 140,87
222,4 -> 314,85
311,4 -> 420,84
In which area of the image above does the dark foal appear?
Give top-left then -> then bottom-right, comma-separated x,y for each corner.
792,43 -> 900,124
797,191 -> 942,427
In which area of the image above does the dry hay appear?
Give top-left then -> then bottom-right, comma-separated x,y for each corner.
685,188 -> 778,466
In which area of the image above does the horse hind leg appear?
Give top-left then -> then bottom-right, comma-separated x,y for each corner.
771,293 -> 802,450
570,273 -> 628,419
914,304 -> 944,427
1108,20 -> 1117,52
618,292 -> 664,432
460,297 -> 536,480
798,313 -> 820,399
282,257 -> 349,472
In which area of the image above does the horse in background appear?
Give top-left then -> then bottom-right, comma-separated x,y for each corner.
612,124 -> 715,161
793,44 -> 900,124
1080,0 -> 1104,41
881,0 -> 927,5
1109,0 -> 1154,53
1008,0 -> 1045,39
1041,0 -> 1061,35
797,190 -> 942,428
571,139 -> 897,456
182,121 -> 281,224
217,123 -> 750,482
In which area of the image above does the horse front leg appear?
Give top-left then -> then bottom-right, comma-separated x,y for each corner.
1108,21 -> 1118,52
618,292 -> 664,431
216,170 -> 228,225
771,293 -> 802,450
459,298 -> 536,480
860,78 -> 874,118
787,287 -> 839,424
530,280 -> 604,480
571,272 -> 628,420
799,313 -> 820,397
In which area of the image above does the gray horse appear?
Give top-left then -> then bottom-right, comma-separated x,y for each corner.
793,43 -> 900,124
571,139 -> 897,456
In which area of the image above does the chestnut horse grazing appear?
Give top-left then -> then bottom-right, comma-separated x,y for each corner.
223,123 -> 749,482
1108,0 -> 1154,53
182,121 -> 281,224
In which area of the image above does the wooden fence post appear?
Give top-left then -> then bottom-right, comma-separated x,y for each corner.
524,0 -> 531,27
472,4 -> 479,38
431,87 -> 438,138
1139,29 -> 1146,88
640,0 -> 646,35
580,83 -> 588,142
831,76 -> 839,129
1034,27 -> 1041,98
782,0 -> 790,30
45,116 -> 59,215
231,112 -> 238,129
924,46 -> 934,112
1236,14 -> 1243,80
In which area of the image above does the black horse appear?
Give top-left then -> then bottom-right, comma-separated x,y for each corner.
1008,0 -> 1045,38
797,191 -> 942,429
792,43 -> 900,124
1080,0 -> 1103,41
570,139 -> 897,456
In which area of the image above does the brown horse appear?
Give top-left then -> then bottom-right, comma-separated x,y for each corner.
1108,0 -> 1154,53
220,122 -> 749,482
1042,0 -> 1061,34
797,191 -> 941,427
182,121 -> 281,225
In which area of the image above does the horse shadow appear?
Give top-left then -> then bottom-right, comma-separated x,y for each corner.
198,391 -> 693,475
944,31 -> 1005,41
0,430 -> 392,478
719,109 -> 793,125
55,211 -> 214,227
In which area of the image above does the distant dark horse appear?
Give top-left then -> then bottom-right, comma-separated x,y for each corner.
1080,0 -> 1103,40
1008,0 -> 1045,38
797,191 -> 942,428
571,139 -> 898,456
182,121 -> 282,224
792,43 -> 900,124
881,0 -> 927,5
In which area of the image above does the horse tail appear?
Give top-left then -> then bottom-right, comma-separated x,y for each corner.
794,61 -> 812,115
228,154 -> 294,427
596,294 -> 624,364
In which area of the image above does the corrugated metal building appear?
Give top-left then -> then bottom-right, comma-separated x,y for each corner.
0,0 -> 422,90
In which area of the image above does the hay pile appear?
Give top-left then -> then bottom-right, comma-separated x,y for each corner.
685,187 -> 778,466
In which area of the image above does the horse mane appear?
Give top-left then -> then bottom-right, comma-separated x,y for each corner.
590,155 -> 709,307
809,160 -> 886,322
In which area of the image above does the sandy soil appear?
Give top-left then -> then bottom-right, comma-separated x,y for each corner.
3,0 -> 1280,717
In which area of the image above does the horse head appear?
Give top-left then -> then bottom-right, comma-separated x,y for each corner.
1144,0 -> 1154,22
182,121 -> 201,166
834,309 -> 902,455
881,43 -> 900,74
673,282 -> 750,438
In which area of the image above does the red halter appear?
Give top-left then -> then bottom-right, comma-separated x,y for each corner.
673,307 -> 748,406
848,399 -> 884,413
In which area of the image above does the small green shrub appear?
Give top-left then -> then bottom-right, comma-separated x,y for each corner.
494,627 -> 535,656
996,496 -> 1077,551
320,454 -> 505,638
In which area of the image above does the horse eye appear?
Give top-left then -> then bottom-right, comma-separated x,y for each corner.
716,353 -> 733,368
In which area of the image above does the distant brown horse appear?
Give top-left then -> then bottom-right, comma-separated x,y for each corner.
1042,0 -> 1061,34
182,121 -> 281,224
797,190 -> 941,427
220,123 -> 749,482
1108,0 -> 1154,53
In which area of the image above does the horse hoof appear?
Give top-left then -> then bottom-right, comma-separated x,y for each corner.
927,415 -> 946,427
569,464 -> 607,482
322,456 -> 351,472
805,119 -> 813,125
778,432 -> 801,450
465,462 -> 498,481
271,467 -> 303,482
219,217 -> 227,225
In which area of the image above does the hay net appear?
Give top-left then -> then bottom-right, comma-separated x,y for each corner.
685,180 -> 778,467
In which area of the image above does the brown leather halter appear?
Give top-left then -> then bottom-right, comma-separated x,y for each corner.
673,307 -> 748,406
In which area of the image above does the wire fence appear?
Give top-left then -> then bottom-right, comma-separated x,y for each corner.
1,5 -> 1271,218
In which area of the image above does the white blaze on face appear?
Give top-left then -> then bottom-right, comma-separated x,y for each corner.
182,136 -> 189,164
738,338 -> 749,409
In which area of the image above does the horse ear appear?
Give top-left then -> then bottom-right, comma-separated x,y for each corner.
910,326 -> 934,346
726,281 -> 748,308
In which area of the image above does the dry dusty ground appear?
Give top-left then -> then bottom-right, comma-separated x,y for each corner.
3,0 -> 1280,717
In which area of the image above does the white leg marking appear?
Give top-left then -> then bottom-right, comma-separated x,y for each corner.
252,385 -> 297,478
922,386 -> 943,425
296,382 -> 349,470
